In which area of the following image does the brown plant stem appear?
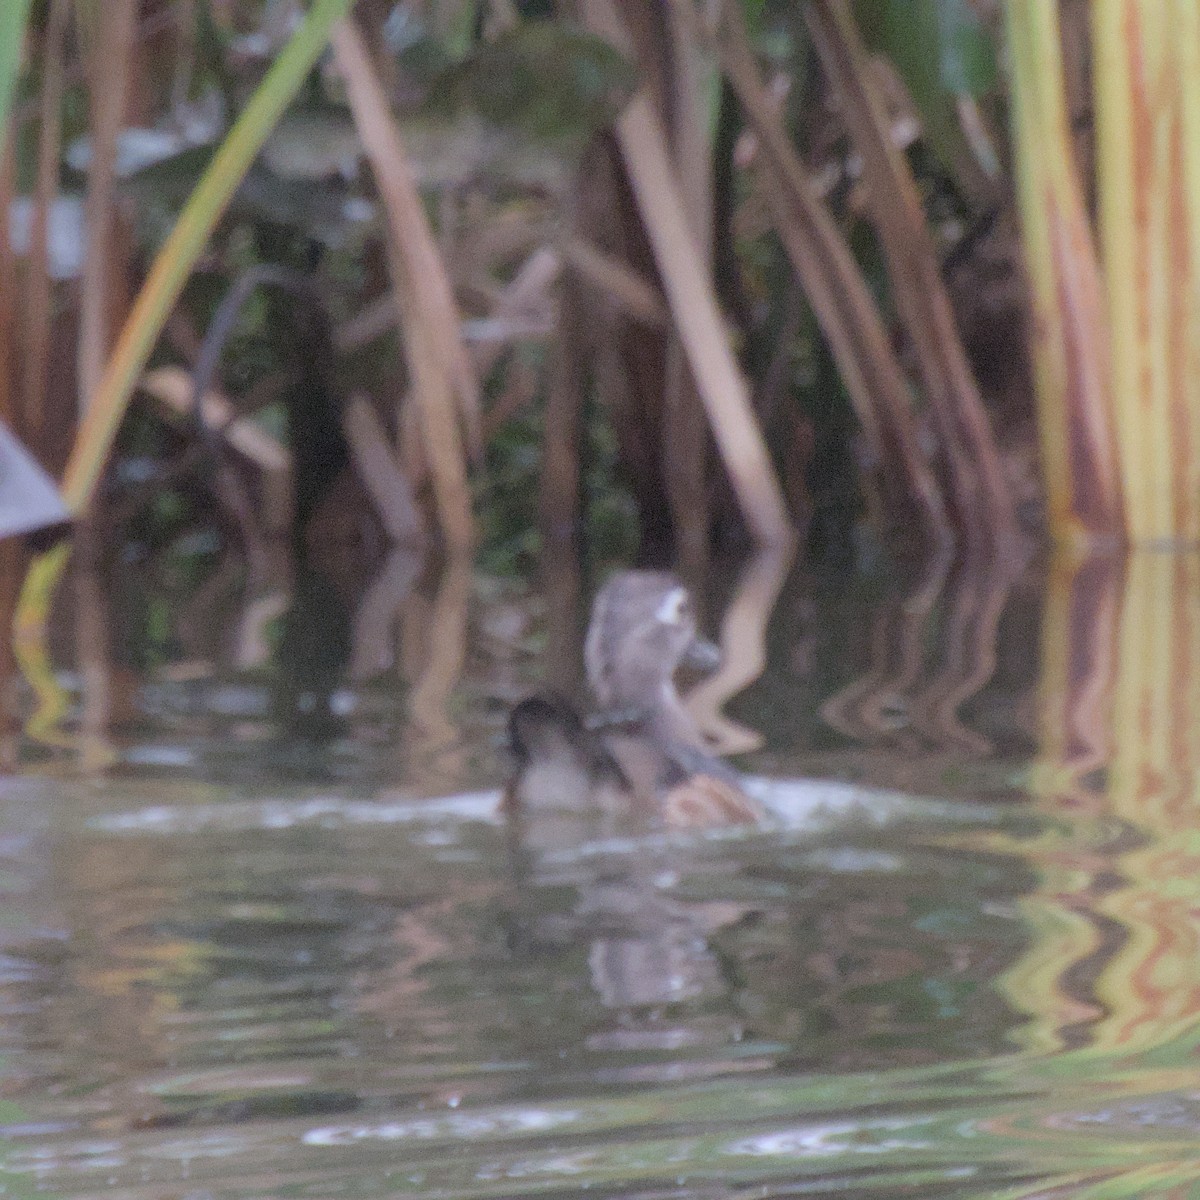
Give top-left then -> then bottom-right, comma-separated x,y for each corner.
342,393 -> 425,546
74,519 -> 115,770
0,121 -> 17,432
0,539 -> 23,769
540,273 -> 585,553
697,0 -> 951,551
805,0 -> 1018,550
22,0 -> 70,451
407,553 -> 471,763
662,0 -> 713,571
77,0 -> 137,410
586,0 -> 793,550
559,238 -> 665,327
331,18 -> 476,552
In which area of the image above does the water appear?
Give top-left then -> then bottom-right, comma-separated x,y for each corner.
2,549 -> 1200,1198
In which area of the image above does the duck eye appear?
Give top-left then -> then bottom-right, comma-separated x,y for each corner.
655,587 -> 691,626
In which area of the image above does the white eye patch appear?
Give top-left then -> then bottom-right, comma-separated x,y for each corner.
654,586 -> 691,626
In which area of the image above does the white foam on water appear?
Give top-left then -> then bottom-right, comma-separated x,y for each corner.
88,790 -> 505,835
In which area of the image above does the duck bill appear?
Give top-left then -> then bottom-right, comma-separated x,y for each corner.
682,635 -> 721,672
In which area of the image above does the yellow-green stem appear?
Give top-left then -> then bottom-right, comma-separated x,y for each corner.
1006,0 -> 1121,544
1094,0 -> 1200,543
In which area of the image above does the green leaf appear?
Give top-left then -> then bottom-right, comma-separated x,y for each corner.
931,0 -> 996,95
854,0 -> 999,202
0,0 -> 33,139
426,23 -> 635,149
858,0 -> 995,100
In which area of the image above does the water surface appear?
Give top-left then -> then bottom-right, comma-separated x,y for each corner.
3,550 -> 1200,1199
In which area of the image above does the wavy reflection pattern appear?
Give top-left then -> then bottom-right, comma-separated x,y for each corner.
820,547 -> 1031,760
1004,552 -> 1200,1061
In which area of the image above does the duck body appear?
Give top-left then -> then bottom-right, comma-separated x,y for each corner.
504,692 -> 633,817
506,571 -> 764,830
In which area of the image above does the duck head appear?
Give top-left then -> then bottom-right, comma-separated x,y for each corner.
584,571 -> 718,738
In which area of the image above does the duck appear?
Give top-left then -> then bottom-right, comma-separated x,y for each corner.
505,570 -> 764,830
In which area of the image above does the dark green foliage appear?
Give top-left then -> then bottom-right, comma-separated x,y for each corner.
857,0 -> 996,97
423,23 -> 636,153
474,355 -> 638,577
854,0 -> 1001,201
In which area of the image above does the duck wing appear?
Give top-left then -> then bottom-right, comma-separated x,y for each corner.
598,716 -> 766,829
